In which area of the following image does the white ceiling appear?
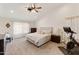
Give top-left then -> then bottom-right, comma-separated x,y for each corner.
0,3 -> 65,22
0,3 -> 79,22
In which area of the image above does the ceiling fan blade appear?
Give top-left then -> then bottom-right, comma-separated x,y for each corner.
36,7 -> 42,9
35,9 -> 38,12
33,3 -> 36,8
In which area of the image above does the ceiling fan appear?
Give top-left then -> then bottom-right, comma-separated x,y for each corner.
25,4 -> 42,13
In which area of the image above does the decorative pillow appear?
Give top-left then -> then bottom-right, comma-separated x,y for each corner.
37,27 -> 52,35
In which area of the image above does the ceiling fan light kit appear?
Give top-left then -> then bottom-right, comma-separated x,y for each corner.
25,4 -> 42,13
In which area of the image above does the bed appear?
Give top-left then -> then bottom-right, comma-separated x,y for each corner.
26,27 -> 52,47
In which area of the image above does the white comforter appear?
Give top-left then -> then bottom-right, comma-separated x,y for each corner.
26,33 -> 51,47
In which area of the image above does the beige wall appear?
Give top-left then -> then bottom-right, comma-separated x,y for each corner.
36,4 -> 79,42
36,4 -> 79,35
0,17 -> 36,35
0,17 -> 13,34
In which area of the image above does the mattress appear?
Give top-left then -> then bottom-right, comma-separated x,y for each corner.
27,33 -> 50,42
26,32 -> 51,46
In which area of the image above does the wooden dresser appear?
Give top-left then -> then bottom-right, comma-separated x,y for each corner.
0,34 -> 4,55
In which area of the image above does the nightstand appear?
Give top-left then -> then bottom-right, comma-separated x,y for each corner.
31,28 -> 37,33
51,35 -> 61,43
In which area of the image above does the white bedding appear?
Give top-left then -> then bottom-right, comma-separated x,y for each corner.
26,32 -> 51,47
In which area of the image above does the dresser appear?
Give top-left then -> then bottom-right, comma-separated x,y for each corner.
0,34 -> 5,55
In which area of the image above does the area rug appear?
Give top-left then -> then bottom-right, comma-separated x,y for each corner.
58,47 -> 68,55
58,46 -> 79,55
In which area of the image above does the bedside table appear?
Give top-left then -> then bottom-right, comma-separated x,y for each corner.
51,35 -> 61,43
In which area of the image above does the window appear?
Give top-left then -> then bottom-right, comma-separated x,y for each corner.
13,22 -> 30,35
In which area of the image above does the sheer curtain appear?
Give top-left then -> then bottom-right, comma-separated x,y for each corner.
13,22 -> 30,35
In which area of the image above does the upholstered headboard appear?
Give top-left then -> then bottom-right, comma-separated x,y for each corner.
37,27 -> 53,34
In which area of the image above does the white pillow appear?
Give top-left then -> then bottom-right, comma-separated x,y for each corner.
37,27 -> 52,34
